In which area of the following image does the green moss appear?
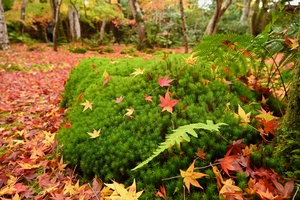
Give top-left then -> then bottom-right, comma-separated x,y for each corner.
58,55 -> 264,198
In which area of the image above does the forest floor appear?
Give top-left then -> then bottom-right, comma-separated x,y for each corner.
0,43 -> 186,199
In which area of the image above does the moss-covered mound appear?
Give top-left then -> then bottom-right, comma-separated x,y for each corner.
58,55 -> 262,199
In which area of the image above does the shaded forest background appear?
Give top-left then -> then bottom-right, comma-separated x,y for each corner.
2,0 -> 299,51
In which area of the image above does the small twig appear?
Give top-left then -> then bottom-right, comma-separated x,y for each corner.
292,186 -> 299,200
183,185 -> 186,200
148,86 -> 159,95
161,175 -> 180,181
195,162 -> 220,170
88,182 -> 100,200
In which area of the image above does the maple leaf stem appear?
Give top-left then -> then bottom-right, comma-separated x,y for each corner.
148,86 -> 159,95
161,175 -> 180,181
217,133 -> 230,144
248,124 -> 260,132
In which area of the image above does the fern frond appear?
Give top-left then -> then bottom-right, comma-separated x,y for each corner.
132,120 -> 227,171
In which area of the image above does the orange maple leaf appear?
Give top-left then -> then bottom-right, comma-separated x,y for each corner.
180,160 -> 208,192
158,91 -> 179,114
195,147 -> 206,160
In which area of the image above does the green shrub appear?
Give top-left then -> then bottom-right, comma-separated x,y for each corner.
69,47 -> 87,54
58,55 -> 263,198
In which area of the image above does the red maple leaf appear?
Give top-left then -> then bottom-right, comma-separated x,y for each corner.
155,185 -> 166,199
158,91 -> 179,114
158,74 -> 174,87
218,148 -> 241,176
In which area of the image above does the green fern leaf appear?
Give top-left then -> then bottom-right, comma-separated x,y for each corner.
132,120 -> 227,171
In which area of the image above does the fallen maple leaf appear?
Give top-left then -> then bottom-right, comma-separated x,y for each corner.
261,119 -> 278,136
103,74 -> 110,86
158,91 -> 180,114
195,147 -> 206,160
115,96 -> 124,104
87,128 -> 101,138
155,185 -> 166,199
77,92 -> 84,102
218,148 -> 241,176
124,107 -> 134,118
131,68 -> 145,77
219,179 -> 243,200
158,74 -> 174,87
144,94 -> 153,102
284,37 -> 299,50
180,160 -> 208,192
80,100 -> 93,112
235,104 -> 251,125
105,179 -> 143,200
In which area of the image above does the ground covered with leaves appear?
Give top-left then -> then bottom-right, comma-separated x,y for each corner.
0,43 -> 297,199
0,43 -> 166,199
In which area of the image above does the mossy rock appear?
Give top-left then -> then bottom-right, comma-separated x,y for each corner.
58,55 -> 262,199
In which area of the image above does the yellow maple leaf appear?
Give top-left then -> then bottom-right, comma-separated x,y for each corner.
219,179 -> 243,199
80,99 -> 94,112
87,128 -> 101,138
103,70 -> 109,78
180,160 -> 208,192
63,180 -> 80,196
234,104 -> 251,125
255,113 -> 278,122
12,193 -> 21,200
131,68 -> 145,77
184,55 -> 198,66
105,179 -> 143,200
19,163 -> 40,170
42,131 -> 56,147
124,107 -> 134,118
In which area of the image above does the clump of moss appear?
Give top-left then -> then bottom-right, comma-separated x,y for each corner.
69,47 -> 87,54
58,55 -> 263,198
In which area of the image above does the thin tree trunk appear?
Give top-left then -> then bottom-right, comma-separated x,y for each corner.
250,0 -> 259,35
240,0 -> 251,21
179,0 -> 188,53
0,0 -> 10,50
20,0 -> 27,34
74,5 -> 80,39
204,0 -> 232,35
68,6 -> 75,41
100,18 -> 106,41
128,0 -> 148,50
51,0 -> 62,51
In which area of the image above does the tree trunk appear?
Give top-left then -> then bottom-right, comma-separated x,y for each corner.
68,6 -> 75,40
68,4 -> 80,41
281,24 -> 300,131
128,0 -> 148,50
250,0 -> 268,36
100,18 -> 106,42
204,0 -> 232,35
179,0 -> 188,53
74,5 -> 80,40
240,0 -> 251,21
0,0 -> 10,50
20,0 -> 27,34
50,0 -> 62,51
